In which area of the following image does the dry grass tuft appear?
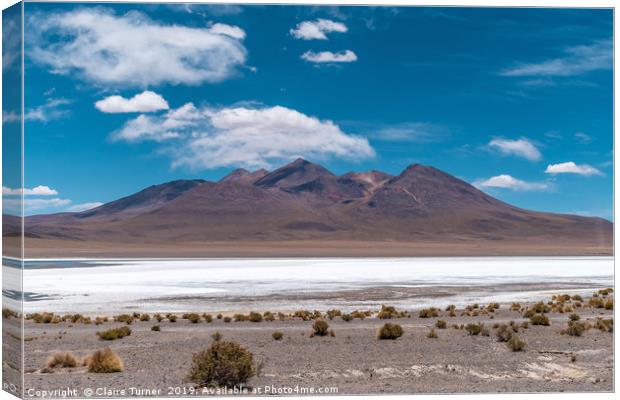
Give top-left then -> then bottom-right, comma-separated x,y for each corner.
46,352 -> 77,368
377,323 -> 404,340
87,348 -> 123,373
187,340 -> 258,387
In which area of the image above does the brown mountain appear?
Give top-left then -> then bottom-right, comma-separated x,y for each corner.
9,159 -> 613,257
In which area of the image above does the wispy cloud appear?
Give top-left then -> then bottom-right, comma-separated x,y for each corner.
545,161 -> 602,176
95,91 -> 169,113
290,19 -> 347,40
473,174 -> 549,191
500,39 -> 612,77
112,103 -> 375,170
371,122 -> 449,142
28,8 -> 248,87
488,138 -> 542,161
301,50 -> 357,63
574,132 -> 592,144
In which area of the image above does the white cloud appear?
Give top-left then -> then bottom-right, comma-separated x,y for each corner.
95,91 -> 169,113
545,162 -> 602,176
301,50 -> 357,63
207,23 -> 246,40
488,138 -> 541,161
3,185 -> 59,196
67,202 -> 104,212
290,19 -> 347,40
473,175 -> 549,191
113,103 -> 375,169
500,39 -> 612,77
28,8 -> 247,87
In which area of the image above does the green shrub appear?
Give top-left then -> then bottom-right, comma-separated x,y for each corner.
435,320 -> 447,329
97,326 -> 131,341
506,335 -> 526,351
114,314 -> 133,325
185,313 -> 201,323
377,323 -> 403,340
248,312 -> 263,323
312,320 -> 329,336
465,323 -> 485,336
272,331 -> 283,341
529,314 -> 550,326
187,341 -> 258,387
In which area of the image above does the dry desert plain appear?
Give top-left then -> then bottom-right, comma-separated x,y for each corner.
3,290 -> 614,397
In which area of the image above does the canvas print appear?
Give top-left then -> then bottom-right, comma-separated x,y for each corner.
2,2 -> 614,397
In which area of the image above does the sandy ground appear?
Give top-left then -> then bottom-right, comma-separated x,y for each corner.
8,237 -> 613,258
9,299 -> 614,397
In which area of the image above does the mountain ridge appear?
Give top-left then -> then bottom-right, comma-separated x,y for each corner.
9,158 -> 612,257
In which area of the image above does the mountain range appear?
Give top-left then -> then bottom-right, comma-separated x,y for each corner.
5,158 -> 613,257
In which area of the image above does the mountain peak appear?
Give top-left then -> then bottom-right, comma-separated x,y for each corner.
219,168 -> 251,183
254,158 -> 335,189
220,168 -> 268,185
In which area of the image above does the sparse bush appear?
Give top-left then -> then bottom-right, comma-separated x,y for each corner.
223,317 -> 232,323
87,348 -> 123,373
272,331 -> 283,341
97,326 -> 131,341
427,328 -> 438,338
151,325 -> 160,332
564,321 -> 586,337
211,332 -> 223,341
418,308 -> 439,318
378,305 -> 398,319
589,297 -> 605,308
263,312 -> 275,322
571,295 -> 583,302
204,314 -> 213,323
168,314 -> 177,322
114,314 -> 133,325
521,321 -> 529,329
569,313 -> 580,321
46,352 -> 77,368
248,312 -> 263,323
605,299 -> 613,310
312,320 -> 329,336
595,318 -> 613,332
435,320 -> 447,329
496,324 -> 513,342
217,314 -> 223,320
506,335 -> 526,351
3,308 -> 18,319
187,340 -> 258,387
530,314 -> 550,326
510,303 -> 521,311
326,309 -> 341,320
341,314 -> 353,322
140,314 -> 150,322
465,323 -> 485,336
377,323 -> 404,340
531,302 -> 550,314
185,313 -> 201,323
154,313 -> 164,322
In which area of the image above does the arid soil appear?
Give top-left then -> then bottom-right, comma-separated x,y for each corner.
11,296 -> 614,397
10,237 -> 613,258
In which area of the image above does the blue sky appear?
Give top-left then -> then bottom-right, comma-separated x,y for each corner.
2,4 -> 613,219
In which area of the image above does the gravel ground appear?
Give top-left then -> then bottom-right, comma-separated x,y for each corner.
13,299 -> 614,397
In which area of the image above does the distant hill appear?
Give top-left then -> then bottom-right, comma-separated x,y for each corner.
8,158 -> 613,257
